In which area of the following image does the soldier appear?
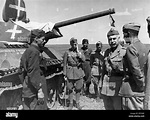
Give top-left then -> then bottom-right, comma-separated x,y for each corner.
80,39 -> 93,96
146,16 -> 150,38
63,37 -> 85,110
119,23 -> 148,110
90,41 -> 104,101
101,28 -> 126,110
18,29 -> 48,110
143,18 -> 150,110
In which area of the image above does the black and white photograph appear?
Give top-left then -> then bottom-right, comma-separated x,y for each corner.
0,0 -> 150,119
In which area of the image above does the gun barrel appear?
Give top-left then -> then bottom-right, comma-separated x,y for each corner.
55,8 -> 115,28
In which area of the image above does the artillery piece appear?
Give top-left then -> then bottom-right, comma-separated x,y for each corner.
0,8 -> 115,109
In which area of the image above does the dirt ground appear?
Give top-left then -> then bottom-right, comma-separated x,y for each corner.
50,94 -> 105,110
50,82 -> 105,110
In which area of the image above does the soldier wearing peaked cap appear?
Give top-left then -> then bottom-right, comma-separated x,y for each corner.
63,37 -> 85,110
18,29 -> 48,110
101,28 -> 126,110
119,23 -> 149,110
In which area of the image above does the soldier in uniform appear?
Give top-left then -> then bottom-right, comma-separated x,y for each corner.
18,29 -> 48,110
101,28 -> 126,110
143,18 -> 150,110
80,39 -> 93,96
63,37 -> 85,110
90,41 -> 104,101
119,23 -> 148,110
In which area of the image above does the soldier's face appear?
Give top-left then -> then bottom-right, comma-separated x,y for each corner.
71,42 -> 78,50
123,31 -> 131,44
96,43 -> 102,51
82,42 -> 88,49
108,35 -> 119,48
36,36 -> 46,47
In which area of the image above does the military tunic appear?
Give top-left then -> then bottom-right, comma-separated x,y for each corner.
80,48 -> 92,94
63,48 -> 85,80
63,48 -> 85,91
101,44 -> 126,96
101,44 -> 126,110
90,50 -> 104,97
90,50 -> 104,76
119,38 -> 148,110
19,44 -> 48,110
63,48 -> 85,107
81,48 -> 92,82
144,51 -> 150,110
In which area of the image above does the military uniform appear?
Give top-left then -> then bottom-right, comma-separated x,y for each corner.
81,47 -> 92,95
144,51 -> 150,110
63,38 -> 85,109
101,44 -> 126,110
120,23 -> 148,110
19,44 -> 48,110
144,17 -> 150,110
63,48 -> 85,80
90,49 -> 104,97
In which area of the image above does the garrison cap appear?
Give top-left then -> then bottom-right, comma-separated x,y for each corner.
29,29 -> 45,44
123,23 -> 141,32
82,39 -> 89,44
30,29 -> 45,38
107,28 -> 119,37
96,41 -> 102,46
70,37 -> 77,44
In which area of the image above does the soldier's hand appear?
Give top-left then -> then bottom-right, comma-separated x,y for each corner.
37,88 -> 44,105
63,71 -> 67,77
38,88 -> 44,99
64,75 -> 67,81
77,52 -> 82,58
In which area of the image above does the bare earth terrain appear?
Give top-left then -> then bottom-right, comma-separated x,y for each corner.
50,95 -> 105,110
50,83 -> 105,110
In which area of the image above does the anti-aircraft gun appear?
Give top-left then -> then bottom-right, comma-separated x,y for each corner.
0,8 -> 115,109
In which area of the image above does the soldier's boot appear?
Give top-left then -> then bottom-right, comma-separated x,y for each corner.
68,103 -> 73,110
75,92 -> 82,110
68,92 -> 74,110
94,85 -> 98,97
94,85 -> 101,102
85,82 -> 90,95
76,102 -> 82,110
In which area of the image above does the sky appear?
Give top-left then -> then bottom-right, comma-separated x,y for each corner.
0,0 -> 150,44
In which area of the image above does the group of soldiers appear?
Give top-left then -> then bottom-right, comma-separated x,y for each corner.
62,19 -> 150,110
17,17 -> 150,110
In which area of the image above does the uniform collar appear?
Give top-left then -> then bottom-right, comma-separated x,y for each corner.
81,46 -> 88,51
69,47 -> 77,52
132,38 -> 140,44
30,44 -> 41,52
109,44 -> 122,59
